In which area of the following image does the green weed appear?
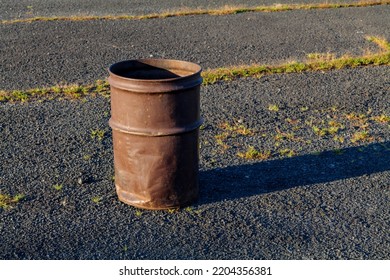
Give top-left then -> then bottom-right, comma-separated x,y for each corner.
3,1 -> 389,24
83,154 -> 91,161
351,130 -> 372,143
268,104 -> 280,112
1,36 -> 389,103
202,36 -> 390,85
51,85 -> 62,94
166,208 -> 179,214
300,106 -> 309,112
91,129 -> 105,141
11,90 -> 29,102
0,193 -> 25,209
366,36 -> 390,51
52,184 -> 63,191
312,120 -> 344,137
274,128 -> 298,142
279,148 -> 296,157
219,121 -> 254,135
92,196 -> 102,203
237,146 -> 271,160
214,133 -> 230,150
371,114 -> 390,123
307,52 -> 336,61
135,210 -> 143,217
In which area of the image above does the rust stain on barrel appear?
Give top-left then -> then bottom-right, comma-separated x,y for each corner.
108,59 -> 203,210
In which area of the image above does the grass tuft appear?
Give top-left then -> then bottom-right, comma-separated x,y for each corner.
1,37 -> 389,103
2,1 -> 389,24
91,196 -> 102,203
0,193 -> 25,209
237,146 -> 272,160
202,36 -> 390,85
279,148 -> 296,157
371,114 -> 390,123
52,184 -> 63,191
351,130 -> 372,143
268,104 -> 280,112
366,36 -> 390,51
219,121 -> 254,135
91,129 -> 105,141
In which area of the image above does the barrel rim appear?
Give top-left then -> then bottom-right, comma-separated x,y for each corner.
108,58 -> 202,83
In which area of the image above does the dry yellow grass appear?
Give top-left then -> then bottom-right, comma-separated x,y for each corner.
2,0 -> 389,24
202,36 -> 390,85
1,36 -> 389,103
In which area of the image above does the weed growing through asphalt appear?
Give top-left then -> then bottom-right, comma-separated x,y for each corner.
135,210 -> 143,217
237,146 -> 271,160
345,112 -> 371,131
1,36 -> 389,103
25,6 -> 34,16
91,129 -> 105,141
3,1 -> 389,24
333,135 -> 345,144
51,85 -> 62,94
0,80 -> 111,103
371,114 -> 390,124
312,120 -> 345,137
274,128 -> 300,142
300,106 -> 309,112
219,121 -> 254,136
83,154 -> 91,161
214,121 -> 255,151
219,106 -> 389,162
183,207 -> 202,216
268,104 -> 279,112
91,196 -> 102,204
214,132 -> 230,150
52,184 -> 63,191
351,130 -> 372,143
307,52 -> 336,61
95,80 -> 110,98
366,36 -> 390,51
0,193 -> 25,209
201,36 -> 390,85
10,90 -> 29,102
166,208 -> 179,214
279,148 -> 296,157
63,85 -> 87,98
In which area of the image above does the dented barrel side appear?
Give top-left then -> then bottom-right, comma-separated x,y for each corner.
108,59 -> 203,209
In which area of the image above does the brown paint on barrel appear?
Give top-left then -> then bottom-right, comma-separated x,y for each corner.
108,59 -> 202,209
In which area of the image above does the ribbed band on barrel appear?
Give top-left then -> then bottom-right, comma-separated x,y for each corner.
109,118 -> 204,136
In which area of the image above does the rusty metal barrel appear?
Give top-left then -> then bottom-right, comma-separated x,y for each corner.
108,59 -> 203,210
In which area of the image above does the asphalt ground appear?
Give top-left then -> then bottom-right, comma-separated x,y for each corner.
0,0 -> 365,20
0,2 -> 389,260
0,66 -> 389,259
1,5 -> 389,90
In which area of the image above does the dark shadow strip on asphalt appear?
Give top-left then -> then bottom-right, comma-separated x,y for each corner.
199,141 -> 390,204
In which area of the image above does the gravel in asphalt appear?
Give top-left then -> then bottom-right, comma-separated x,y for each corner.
1,6 -> 389,90
0,0 -> 366,20
0,67 -> 389,259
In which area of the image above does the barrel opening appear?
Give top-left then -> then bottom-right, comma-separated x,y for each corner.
109,60 -> 200,81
